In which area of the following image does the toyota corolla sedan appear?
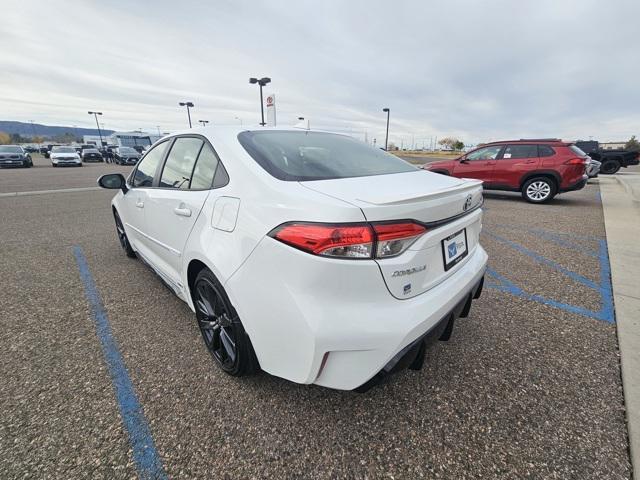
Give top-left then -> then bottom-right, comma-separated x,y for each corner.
50,146 -> 82,167
98,127 -> 487,391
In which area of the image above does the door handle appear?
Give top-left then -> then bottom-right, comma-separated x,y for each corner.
135,200 -> 144,208
174,207 -> 192,217
524,160 -> 536,164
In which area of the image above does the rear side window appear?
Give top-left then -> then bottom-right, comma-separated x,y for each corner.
132,141 -> 169,187
190,144 -> 219,190
159,137 -> 204,189
502,144 -> 538,159
538,145 -> 555,157
238,131 -> 416,181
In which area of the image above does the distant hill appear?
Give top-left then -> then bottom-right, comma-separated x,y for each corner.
0,121 -> 115,139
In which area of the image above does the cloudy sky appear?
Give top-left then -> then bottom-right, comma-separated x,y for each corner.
1,0 -> 639,146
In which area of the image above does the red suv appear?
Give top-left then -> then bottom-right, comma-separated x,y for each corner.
423,139 -> 589,203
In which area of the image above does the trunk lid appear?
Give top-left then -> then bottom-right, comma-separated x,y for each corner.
300,170 -> 484,299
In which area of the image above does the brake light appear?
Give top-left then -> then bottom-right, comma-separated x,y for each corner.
564,157 -> 586,165
270,222 -> 427,259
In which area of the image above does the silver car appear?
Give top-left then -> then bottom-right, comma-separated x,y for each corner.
586,157 -> 601,178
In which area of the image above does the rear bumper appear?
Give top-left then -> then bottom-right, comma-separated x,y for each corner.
560,175 -> 588,193
226,238 -> 488,391
354,274 -> 485,392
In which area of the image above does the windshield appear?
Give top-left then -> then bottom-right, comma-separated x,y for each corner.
238,131 -> 417,181
84,149 -> 99,153
52,147 -> 76,153
120,147 -> 136,153
0,146 -> 22,153
570,145 -> 588,157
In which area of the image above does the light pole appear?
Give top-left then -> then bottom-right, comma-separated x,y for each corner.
29,120 -> 36,140
88,111 -> 104,147
156,126 -> 161,136
235,116 -> 243,127
382,108 -> 390,151
179,102 -> 194,128
198,120 -> 209,127
249,77 -> 271,126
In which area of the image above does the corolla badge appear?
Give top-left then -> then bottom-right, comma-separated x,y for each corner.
463,194 -> 473,211
391,265 -> 426,277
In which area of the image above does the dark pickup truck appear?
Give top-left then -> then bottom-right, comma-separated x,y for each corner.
576,141 -> 640,174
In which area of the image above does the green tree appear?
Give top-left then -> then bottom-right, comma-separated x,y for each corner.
438,137 -> 462,150
454,140 -> 465,151
625,135 -> 640,152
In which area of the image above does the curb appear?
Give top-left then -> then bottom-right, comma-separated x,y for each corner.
600,177 -> 640,479
615,176 -> 640,204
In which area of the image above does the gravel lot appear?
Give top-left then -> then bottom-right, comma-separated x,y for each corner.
0,156 -> 631,478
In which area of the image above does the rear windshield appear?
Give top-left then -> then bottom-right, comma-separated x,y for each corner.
238,131 -> 417,181
570,145 -> 587,156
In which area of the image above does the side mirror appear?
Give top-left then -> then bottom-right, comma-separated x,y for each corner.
98,173 -> 128,193
460,156 -> 469,164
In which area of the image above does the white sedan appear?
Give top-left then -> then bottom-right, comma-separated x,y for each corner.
50,146 -> 82,167
98,127 -> 487,391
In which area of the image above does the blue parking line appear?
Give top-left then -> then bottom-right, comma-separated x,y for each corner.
483,228 -> 615,323
73,246 -> 167,480
484,231 -> 600,291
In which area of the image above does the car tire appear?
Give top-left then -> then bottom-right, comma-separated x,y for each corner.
114,210 -> 137,258
192,268 -> 259,377
600,159 -> 621,175
522,177 -> 556,203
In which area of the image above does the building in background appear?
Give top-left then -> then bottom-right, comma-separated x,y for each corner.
83,131 -> 165,147
600,142 -> 627,150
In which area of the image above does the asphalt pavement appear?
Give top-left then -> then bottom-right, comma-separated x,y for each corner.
0,157 -> 631,479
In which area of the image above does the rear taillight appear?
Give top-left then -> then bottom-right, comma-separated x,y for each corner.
373,222 -> 426,258
269,222 -> 427,259
564,157 -> 586,165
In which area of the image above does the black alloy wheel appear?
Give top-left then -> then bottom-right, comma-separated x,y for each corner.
114,211 -> 136,258
193,269 -> 258,376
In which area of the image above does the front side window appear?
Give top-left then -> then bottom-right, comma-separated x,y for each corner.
466,145 -> 503,161
238,131 -> 416,181
159,137 -> 204,189
502,144 -> 538,159
132,141 -> 169,187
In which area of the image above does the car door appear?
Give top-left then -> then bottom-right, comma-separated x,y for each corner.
452,145 -> 503,182
143,136 -> 223,287
491,144 -> 540,188
121,140 -> 170,259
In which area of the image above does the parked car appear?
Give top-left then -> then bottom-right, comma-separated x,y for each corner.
113,146 -> 141,165
97,127 -> 487,391
586,157 -> 601,178
43,144 -> 62,158
23,146 -> 38,153
423,139 -> 589,203
0,145 -> 33,168
39,146 -> 49,155
81,148 -> 104,162
50,146 -> 82,167
575,140 -> 640,175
